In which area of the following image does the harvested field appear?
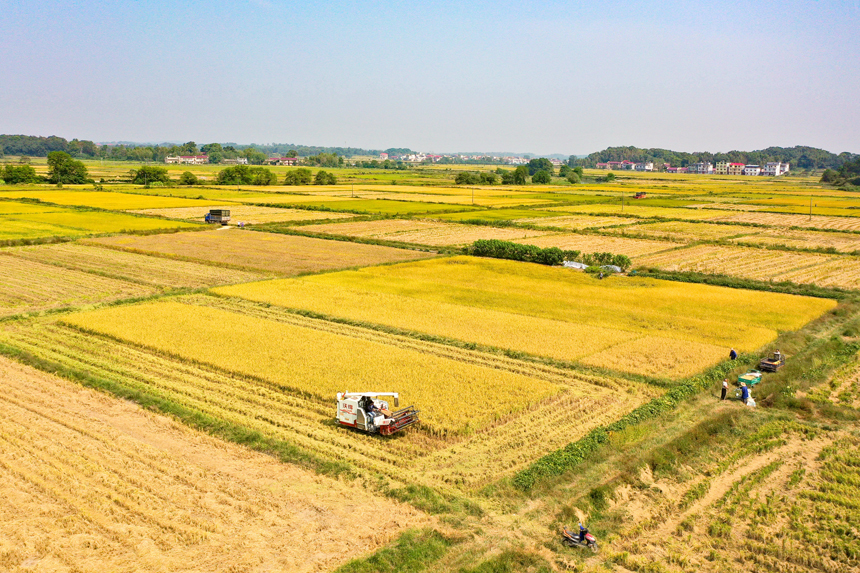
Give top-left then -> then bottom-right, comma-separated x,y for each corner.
0,256 -> 154,316
129,204 -> 355,224
633,244 -> 860,288
86,228 -> 432,275
611,220 -> 761,242
62,299 -> 563,435
216,257 -> 834,378
513,214 -> 638,229
731,228 -> 860,253
0,356 -> 425,573
0,313 -> 650,489
6,243 -> 263,288
714,211 -> 860,231
299,219 -> 555,246
547,204 -> 740,220
513,233 -> 678,257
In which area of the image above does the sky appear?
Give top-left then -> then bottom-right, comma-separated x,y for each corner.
1,0 -> 858,155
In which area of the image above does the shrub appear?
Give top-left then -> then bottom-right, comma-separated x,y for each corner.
314,170 -> 337,185
455,172 -> 480,185
178,171 -> 198,185
131,165 -> 170,185
531,170 -> 552,184
284,168 -> 313,185
216,165 -> 277,185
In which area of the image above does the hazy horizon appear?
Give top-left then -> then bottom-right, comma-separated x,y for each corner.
2,0 -> 858,156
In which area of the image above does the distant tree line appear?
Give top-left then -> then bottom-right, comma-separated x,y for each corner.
454,161 -> 583,185
821,157 -> 860,187
570,145 -> 859,170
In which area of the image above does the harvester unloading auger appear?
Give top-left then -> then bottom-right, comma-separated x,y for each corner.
336,392 -> 420,436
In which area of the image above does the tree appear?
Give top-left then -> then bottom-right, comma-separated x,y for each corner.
284,168 -> 313,185
559,165 -> 571,177
131,165 -> 170,185
216,165 -> 277,185
513,165 -> 529,185
480,172 -> 498,184
242,147 -> 267,165
532,170 -> 552,184
314,170 -> 337,185
286,150 -> 298,158
1,164 -> 39,184
527,158 -> 554,175
179,171 -> 198,185
47,151 -> 89,184
455,172 -> 480,185
567,172 -> 581,184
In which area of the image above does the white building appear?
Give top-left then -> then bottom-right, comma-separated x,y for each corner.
762,162 -> 790,176
220,157 -> 248,165
688,162 -> 714,174
634,162 -> 654,171
165,154 -> 209,165
744,164 -> 761,176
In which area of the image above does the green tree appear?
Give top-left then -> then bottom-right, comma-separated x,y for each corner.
284,168 -> 313,185
559,165 -> 571,177
286,149 -> 298,158
216,165 -> 276,185
242,147 -> 267,165
527,158 -> 554,175
131,165 -> 170,185
314,170 -> 337,185
480,172 -> 498,184
567,172 -> 581,184
47,151 -> 89,184
531,170 -> 552,184
455,172 -> 480,185
513,165 -> 529,185
1,164 -> 39,184
178,171 -> 199,185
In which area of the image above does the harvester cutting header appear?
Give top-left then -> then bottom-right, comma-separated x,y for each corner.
336,392 -> 420,436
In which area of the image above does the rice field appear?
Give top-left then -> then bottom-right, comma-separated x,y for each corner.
215,257 -> 834,379
86,228 -> 433,275
731,229 -> 860,253
714,211 -> 860,231
5,210 -> 198,234
547,203 -> 741,220
6,243 -> 264,288
513,214 -> 639,229
62,299 -> 564,435
0,356 -> 425,573
0,308 -> 651,489
128,204 -> 356,224
299,219 -> 556,246
0,256 -> 154,316
0,200 -> 67,215
610,220 -> 762,242
0,189 -> 226,210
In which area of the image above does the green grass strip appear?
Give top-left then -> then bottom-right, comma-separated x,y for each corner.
333,529 -> 455,573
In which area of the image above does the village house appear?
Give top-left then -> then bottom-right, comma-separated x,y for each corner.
267,157 -> 300,166
744,164 -> 762,176
728,162 -> 745,175
634,162 -> 654,171
220,157 -> 248,165
688,162 -> 714,175
763,162 -> 790,176
165,154 -> 209,165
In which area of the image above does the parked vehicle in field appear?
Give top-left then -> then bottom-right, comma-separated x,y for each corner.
562,525 -> 598,552
759,350 -> 785,372
205,209 -> 231,225
737,370 -> 762,386
336,392 -> 419,436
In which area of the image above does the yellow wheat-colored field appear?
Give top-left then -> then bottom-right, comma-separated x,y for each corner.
129,204 -> 355,224
62,300 -> 562,435
714,211 -> 860,231
547,204 -> 740,220
730,229 -> 860,253
86,228 -> 433,275
513,214 -> 638,229
0,356 -> 425,572
7,243 -> 263,288
217,257 -> 834,378
0,190 -> 226,210
300,219 -> 555,246
1,314 -> 649,489
0,255 -> 154,316
612,221 -> 762,242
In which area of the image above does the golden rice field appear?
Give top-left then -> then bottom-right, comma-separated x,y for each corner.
86,228 -> 433,274
0,200 -> 67,215
215,257 -> 834,379
610,220 -> 761,242
5,210 -> 198,234
6,243 -> 263,288
0,310 -> 652,489
514,233 -> 678,257
512,214 -> 638,229
62,300 -> 563,435
714,211 -> 860,231
731,229 -> 860,253
129,204 -> 356,224
300,219 -> 555,246
0,219 -> 91,242
0,256 -> 154,316
0,356 -> 425,573
0,189 -> 226,210
634,244 -> 860,289
547,203 -> 740,220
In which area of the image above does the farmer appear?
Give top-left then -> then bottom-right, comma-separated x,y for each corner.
721,378 -> 728,401
729,348 -> 738,360
740,382 -> 750,405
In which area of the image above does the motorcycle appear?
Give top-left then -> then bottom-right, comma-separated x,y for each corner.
562,526 -> 598,552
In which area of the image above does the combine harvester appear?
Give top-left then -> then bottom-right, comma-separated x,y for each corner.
336,392 -> 420,436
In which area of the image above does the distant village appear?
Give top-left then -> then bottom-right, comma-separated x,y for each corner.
163,153 -> 789,176
595,160 -> 791,176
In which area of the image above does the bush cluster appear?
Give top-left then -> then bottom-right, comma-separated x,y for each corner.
469,239 -> 631,271
454,172 -> 498,185
216,165 -> 278,185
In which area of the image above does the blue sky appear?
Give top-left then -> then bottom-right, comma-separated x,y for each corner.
1,0 -> 858,154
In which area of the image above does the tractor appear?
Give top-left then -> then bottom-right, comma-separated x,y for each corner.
759,351 -> 786,373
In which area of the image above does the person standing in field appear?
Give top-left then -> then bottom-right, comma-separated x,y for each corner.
729,348 -> 738,360
740,382 -> 750,405
721,379 -> 728,401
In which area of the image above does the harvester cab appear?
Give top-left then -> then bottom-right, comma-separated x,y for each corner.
336,392 -> 419,436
